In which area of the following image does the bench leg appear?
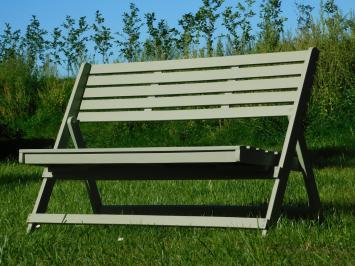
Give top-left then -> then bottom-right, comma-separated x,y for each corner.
85,179 -> 102,213
296,136 -> 322,220
67,117 -> 102,213
264,134 -> 322,232
27,176 -> 56,233
264,167 -> 290,230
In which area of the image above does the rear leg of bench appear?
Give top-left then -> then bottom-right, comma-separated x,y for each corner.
27,174 -> 56,233
85,179 -> 102,213
296,136 -> 322,220
67,116 -> 103,214
262,135 -> 322,234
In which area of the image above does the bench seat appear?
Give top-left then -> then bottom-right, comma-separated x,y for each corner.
20,146 -> 278,165
19,146 -> 288,180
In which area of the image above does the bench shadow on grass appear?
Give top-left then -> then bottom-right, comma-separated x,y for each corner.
309,146 -> 355,168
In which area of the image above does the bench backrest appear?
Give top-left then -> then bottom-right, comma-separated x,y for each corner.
77,49 -> 316,122
54,48 -> 318,168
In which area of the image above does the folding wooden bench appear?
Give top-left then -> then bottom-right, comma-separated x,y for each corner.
19,48 -> 322,234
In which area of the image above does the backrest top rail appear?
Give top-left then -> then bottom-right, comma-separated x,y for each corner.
90,49 -> 310,75
87,63 -> 304,87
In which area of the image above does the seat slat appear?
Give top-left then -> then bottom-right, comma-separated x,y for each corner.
83,77 -> 301,98
87,64 -> 304,87
19,145 -> 278,167
20,146 -> 237,154
22,151 -> 238,164
80,91 -> 296,111
77,105 -> 293,122
90,50 -> 308,74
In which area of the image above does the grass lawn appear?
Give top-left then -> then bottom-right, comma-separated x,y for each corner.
0,161 -> 354,265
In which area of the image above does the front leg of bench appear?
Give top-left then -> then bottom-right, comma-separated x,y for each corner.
263,134 -> 322,234
27,175 -> 56,233
27,63 -> 99,232
263,167 -> 290,234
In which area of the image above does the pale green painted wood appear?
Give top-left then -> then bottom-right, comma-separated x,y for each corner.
264,48 -> 320,227
80,91 -> 296,111
26,63 -> 91,233
87,64 -> 303,86
26,177 -> 55,233
67,117 -> 85,149
67,116 -> 103,213
296,134 -> 322,215
20,145 -> 283,169
22,151 -> 238,164
83,77 -> 301,98
278,48 -> 317,169
21,48 -> 321,233
54,63 -> 91,148
20,146 -> 237,154
28,214 -> 267,229
77,105 -> 294,122
90,50 -> 309,74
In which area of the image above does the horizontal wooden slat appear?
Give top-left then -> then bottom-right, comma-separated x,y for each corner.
28,214 -> 268,228
19,146 -> 276,163
19,146 -> 281,170
80,91 -> 296,111
83,77 -> 301,98
87,64 -> 304,87
22,151 -> 239,164
77,105 -> 293,122
20,146 -> 237,155
90,50 -> 309,74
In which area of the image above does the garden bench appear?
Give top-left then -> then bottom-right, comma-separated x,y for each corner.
19,48 -> 322,233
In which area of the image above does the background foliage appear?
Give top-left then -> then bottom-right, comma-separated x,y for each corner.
0,0 -> 353,149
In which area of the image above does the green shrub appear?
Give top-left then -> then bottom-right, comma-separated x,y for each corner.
23,76 -> 74,139
0,57 -> 39,137
0,5 -> 353,149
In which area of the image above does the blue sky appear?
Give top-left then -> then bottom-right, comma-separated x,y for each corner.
0,0 -> 353,36
0,0 -> 353,68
